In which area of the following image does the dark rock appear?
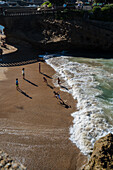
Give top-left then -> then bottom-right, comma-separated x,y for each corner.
83,133 -> 113,170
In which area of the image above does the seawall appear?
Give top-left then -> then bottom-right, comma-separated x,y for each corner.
1,13 -> 113,55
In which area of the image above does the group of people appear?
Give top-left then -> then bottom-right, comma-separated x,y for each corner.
16,64 -> 47,89
40,62 -> 71,109
53,76 -> 71,109
16,63 -> 71,109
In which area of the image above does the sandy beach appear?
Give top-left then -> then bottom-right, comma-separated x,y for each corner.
0,35 -> 87,169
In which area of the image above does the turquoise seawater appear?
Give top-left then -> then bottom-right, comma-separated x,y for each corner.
71,57 -> 113,124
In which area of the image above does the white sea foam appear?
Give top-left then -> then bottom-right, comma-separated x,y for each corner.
46,55 -> 113,155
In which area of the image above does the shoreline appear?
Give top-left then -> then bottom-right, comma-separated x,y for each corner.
46,55 -> 113,157
0,39 -> 87,169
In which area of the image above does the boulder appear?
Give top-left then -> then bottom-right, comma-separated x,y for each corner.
83,133 -> 113,170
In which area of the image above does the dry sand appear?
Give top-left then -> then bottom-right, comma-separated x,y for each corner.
0,34 -> 87,169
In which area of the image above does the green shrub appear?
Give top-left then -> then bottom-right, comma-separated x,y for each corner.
101,6 -> 110,11
41,1 -> 52,8
92,6 -> 101,19
92,6 -> 101,13
104,4 -> 113,8
91,3 -> 113,21
47,3 -> 52,7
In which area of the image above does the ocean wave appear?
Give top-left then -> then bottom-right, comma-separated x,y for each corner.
46,55 -> 113,155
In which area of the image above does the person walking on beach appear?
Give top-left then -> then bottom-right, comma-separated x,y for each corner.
39,63 -> 41,73
43,77 -> 48,85
53,91 -> 59,98
53,91 -> 62,100
22,68 -> 25,79
58,77 -> 61,85
16,78 -> 19,90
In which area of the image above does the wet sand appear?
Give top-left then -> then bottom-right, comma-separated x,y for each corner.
0,35 -> 87,169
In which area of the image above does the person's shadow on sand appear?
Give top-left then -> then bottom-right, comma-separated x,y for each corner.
47,84 -> 54,89
40,72 -> 52,79
24,78 -> 38,87
59,100 -> 71,109
60,85 -> 69,91
17,88 -> 32,99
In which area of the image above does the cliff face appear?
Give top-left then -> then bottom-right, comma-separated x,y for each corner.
2,15 -> 113,53
83,133 -> 113,170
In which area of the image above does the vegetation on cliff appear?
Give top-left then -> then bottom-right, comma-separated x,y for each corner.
90,4 -> 113,21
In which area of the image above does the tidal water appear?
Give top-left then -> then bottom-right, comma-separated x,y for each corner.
44,54 -> 113,155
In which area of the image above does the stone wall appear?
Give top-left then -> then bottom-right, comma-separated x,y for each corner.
1,14 -> 113,53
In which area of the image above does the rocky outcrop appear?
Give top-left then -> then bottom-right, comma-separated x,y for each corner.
83,133 -> 113,170
0,150 -> 26,169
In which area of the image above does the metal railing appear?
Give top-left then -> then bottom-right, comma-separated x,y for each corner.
0,7 -> 65,17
